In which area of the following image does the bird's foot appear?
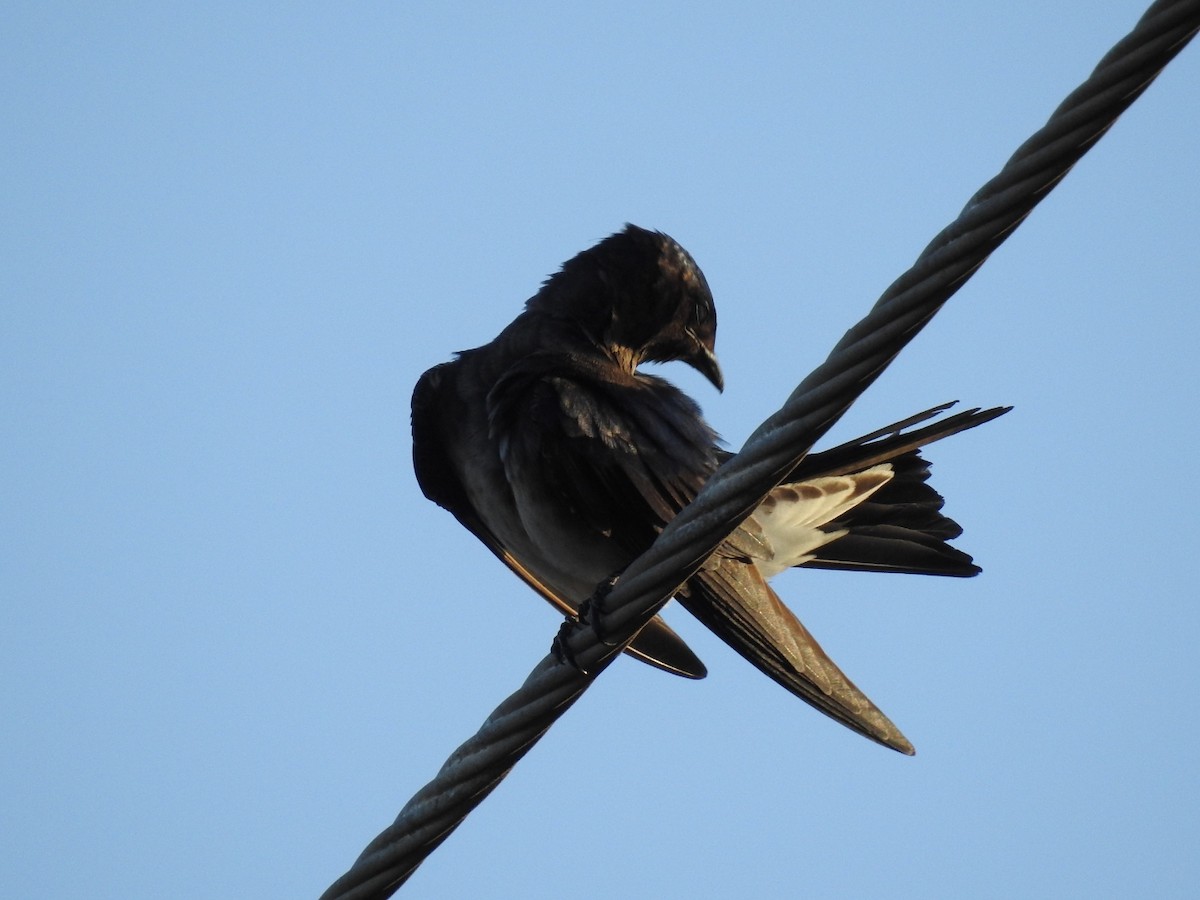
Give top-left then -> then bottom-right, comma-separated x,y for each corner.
551,615 -> 589,674
551,572 -> 623,672
578,572 -> 621,646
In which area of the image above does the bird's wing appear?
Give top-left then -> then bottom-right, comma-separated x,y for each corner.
680,562 -> 915,754
411,361 -> 707,679
492,357 -> 916,750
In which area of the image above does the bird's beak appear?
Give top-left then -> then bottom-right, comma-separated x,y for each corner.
690,343 -> 724,392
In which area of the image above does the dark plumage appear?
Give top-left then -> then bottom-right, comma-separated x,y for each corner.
411,224 -> 1008,754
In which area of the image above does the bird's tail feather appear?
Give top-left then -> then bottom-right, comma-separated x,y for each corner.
792,403 -> 1010,577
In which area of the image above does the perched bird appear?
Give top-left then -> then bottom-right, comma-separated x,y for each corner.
411,224 -> 1008,754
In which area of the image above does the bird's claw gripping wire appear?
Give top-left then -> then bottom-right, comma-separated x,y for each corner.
551,572 -> 623,673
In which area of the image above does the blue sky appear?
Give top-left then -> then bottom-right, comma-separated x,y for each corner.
4,3 -> 1198,898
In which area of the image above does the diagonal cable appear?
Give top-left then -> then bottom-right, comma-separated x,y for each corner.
321,2 -> 1200,896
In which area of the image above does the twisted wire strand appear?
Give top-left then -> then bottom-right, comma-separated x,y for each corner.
322,2 -> 1199,896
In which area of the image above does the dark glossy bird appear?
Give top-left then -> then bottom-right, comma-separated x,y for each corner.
411,224 -> 1008,754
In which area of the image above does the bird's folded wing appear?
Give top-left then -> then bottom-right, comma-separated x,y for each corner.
494,359 -> 913,750
680,560 -> 915,754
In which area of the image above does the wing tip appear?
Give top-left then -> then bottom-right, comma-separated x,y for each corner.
625,618 -> 709,679
889,735 -> 917,756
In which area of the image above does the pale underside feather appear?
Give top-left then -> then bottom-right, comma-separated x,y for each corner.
752,465 -> 894,579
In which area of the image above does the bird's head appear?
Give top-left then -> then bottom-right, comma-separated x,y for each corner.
530,224 -> 723,391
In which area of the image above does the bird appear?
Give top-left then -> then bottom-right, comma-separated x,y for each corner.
411,224 -> 1008,754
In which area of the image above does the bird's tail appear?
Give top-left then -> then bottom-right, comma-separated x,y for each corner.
789,402 -> 1011,577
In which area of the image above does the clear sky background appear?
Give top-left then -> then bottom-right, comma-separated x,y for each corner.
4,3 -> 1198,898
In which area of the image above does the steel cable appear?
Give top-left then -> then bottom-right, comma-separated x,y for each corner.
321,2 -> 1199,895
